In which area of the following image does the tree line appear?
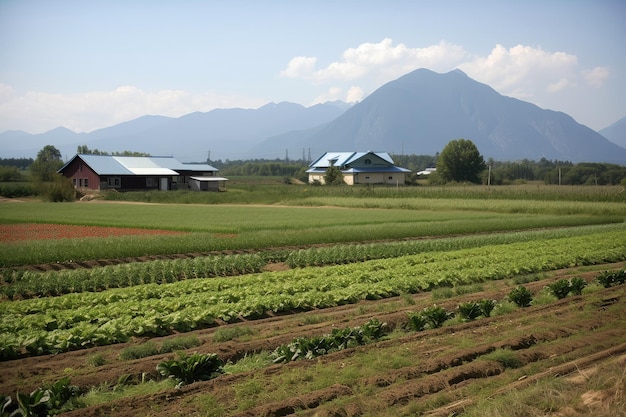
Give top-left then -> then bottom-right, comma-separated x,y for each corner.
2,141 -> 625,190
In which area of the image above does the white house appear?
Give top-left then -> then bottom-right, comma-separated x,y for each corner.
306,151 -> 410,185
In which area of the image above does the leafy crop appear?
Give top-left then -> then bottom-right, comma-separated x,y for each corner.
479,299 -> 496,317
2,377 -> 82,417
2,254 -> 266,299
457,299 -> 497,321
547,277 -> 588,299
457,302 -> 483,321
596,269 -> 626,288
421,305 -> 452,328
157,352 -> 224,387
547,279 -> 572,299
271,318 -> 387,363
568,277 -> 587,295
508,286 -> 533,307
406,312 -> 428,331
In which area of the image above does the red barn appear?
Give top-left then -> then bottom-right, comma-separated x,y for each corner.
58,154 -> 228,191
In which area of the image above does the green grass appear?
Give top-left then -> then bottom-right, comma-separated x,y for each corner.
99,184 -> 626,204
0,198 -> 621,267
212,326 -> 256,343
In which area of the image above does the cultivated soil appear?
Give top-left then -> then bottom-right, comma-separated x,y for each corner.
2,262 -> 625,416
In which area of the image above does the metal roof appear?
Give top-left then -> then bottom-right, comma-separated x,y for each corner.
64,154 -> 133,175
307,151 -> 406,174
343,166 -> 411,173
308,151 -> 395,168
59,154 -> 217,176
112,156 -> 179,175
190,176 -> 229,181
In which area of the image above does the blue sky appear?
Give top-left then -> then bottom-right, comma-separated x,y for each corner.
1,0 -> 624,135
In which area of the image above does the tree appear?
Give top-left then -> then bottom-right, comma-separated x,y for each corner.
324,163 -> 345,185
30,145 -> 63,182
437,139 -> 486,184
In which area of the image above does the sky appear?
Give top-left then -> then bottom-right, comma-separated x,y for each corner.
0,0 -> 625,136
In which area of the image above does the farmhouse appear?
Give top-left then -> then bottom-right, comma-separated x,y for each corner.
306,151 -> 410,185
58,154 -> 228,191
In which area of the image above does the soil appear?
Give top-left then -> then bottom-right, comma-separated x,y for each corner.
0,223 -> 185,242
2,262 -> 625,416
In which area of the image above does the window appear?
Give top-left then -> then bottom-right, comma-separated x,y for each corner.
389,176 -> 393,180
78,178 -> 83,187
73,178 -> 76,187
84,178 -> 88,187
107,177 -> 121,188
146,178 -> 157,187
364,159 -> 371,165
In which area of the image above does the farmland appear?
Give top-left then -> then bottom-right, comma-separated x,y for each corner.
1,184 -> 625,416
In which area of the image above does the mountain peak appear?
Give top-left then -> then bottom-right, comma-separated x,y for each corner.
277,69 -> 626,163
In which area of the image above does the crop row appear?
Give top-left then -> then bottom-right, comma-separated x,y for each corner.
0,232 -> 626,359
1,211 -> 619,268
285,223 -> 623,268
0,229 -> 624,360
1,254 -> 267,300
2,224 -> 622,300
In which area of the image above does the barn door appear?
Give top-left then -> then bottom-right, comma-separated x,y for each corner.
159,177 -> 168,191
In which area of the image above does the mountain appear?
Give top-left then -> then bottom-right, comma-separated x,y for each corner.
598,117 -> 626,149
2,70 -> 625,164
0,127 -> 87,160
259,69 -> 626,164
0,102 -> 349,162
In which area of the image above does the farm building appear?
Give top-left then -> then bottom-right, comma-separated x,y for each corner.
306,151 -> 410,185
58,154 -> 228,191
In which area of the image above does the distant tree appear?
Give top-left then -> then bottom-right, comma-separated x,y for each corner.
0,158 -> 34,169
77,145 -> 150,157
30,145 -> 63,182
0,166 -> 23,182
324,163 -> 345,185
112,150 -> 151,156
437,139 -> 486,184
77,145 -> 109,155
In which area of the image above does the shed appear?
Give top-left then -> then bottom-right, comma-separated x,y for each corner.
189,176 -> 229,192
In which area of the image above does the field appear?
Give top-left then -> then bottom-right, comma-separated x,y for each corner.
1,185 -> 625,416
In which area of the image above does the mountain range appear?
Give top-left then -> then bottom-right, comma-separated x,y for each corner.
599,116 -> 626,150
1,69 -> 625,164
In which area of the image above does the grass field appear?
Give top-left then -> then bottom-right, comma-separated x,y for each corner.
0,184 -> 625,416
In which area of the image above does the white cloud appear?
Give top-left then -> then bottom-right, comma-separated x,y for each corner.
346,86 -> 364,103
459,44 -> 579,99
1,40 -> 614,135
280,56 -> 318,79
281,40 -> 604,116
311,87 -> 344,104
0,85 -> 266,133
312,86 -> 365,106
547,78 -> 571,93
584,66 -> 609,87
281,38 -> 469,84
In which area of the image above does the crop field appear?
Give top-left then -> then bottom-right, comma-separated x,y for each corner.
0,185 -> 625,416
